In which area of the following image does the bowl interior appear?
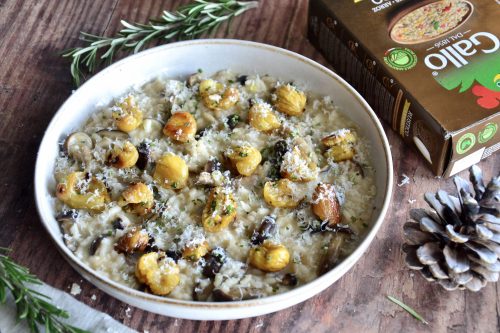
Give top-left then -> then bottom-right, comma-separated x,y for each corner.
35,39 -> 392,317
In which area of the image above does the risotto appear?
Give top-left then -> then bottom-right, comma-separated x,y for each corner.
53,70 -> 376,301
391,0 -> 471,44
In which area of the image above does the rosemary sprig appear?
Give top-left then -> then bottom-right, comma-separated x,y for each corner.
62,0 -> 259,86
0,248 -> 89,333
386,295 -> 429,325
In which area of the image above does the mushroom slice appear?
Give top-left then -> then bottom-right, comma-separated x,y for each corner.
96,129 -> 130,141
55,210 -> 78,224
318,234 -> 345,275
64,132 -> 93,163
212,289 -> 242,302
193,281 -> 214,301
136,142 -> 150,171
250,215 -> 277,245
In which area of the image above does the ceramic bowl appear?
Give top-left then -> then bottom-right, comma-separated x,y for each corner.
34,39 -> 393,320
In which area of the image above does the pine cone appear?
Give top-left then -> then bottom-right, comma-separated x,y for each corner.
403,165 -> 500,291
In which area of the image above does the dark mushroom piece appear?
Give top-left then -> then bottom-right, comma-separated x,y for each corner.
269,140 -> 290,180
144,236 -> 159,253
55,210 -> 78,224
195,128 -> 208,140
212,289 -> 241,302
204,157 -> 222,173
319,234 -> 346,275
274,140 -> 290,163
351,161 -> 365,178
236,75 -> 248,85
193,281 -> 215,301
212,287 -> 259,301
96,129 -> 130,141
250,215 -> 277,245
187,72 -> 203,87
89,235 -> 105,256
165,250 -> 182,262
111,218 -> 124,230
136,142 -> 150,170
201,247 -> 227,278
281,273 -> 298,287
196,158 -> 225,187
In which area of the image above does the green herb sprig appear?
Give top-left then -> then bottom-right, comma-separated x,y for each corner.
387,295 -> 429,325
62,0 -> 259,86
0,248 -> 88,333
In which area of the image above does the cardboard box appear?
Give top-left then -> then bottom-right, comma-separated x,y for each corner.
308,0 -> 500,177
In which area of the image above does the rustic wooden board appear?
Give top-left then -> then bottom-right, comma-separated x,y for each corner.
0,0 -> 498,332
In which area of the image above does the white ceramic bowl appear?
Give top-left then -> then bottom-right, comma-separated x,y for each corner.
35,39 -> 393,320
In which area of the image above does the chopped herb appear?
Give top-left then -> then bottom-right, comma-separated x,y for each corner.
387,295 -> 429,325
362,222 -> 369,228
239,151 -> 249,157
432,21 -> 439,30
197,68 -> 203,73
225,205 -> 234,214
226,114 -> 240,130
171,182 -> 178,189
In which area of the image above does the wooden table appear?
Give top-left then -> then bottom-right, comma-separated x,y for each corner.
1,1 -> 498,332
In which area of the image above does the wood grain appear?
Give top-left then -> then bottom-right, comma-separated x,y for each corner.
0,0 -> 498,332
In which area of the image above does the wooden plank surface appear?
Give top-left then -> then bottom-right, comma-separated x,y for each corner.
0,0 -> 498,332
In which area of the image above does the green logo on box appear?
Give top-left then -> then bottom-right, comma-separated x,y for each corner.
478,123 -> 497,143
384,48 -> 417,71
456,133 -> 476,154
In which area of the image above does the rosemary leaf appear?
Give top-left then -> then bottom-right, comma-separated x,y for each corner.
386,295 -> 429,325
0,247 -> 89,333
62,0 -> 259,86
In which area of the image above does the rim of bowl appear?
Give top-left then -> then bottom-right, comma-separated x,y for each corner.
34,39 -> 393,309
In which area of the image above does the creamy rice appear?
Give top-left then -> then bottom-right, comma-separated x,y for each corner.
53,70 -> 376,301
